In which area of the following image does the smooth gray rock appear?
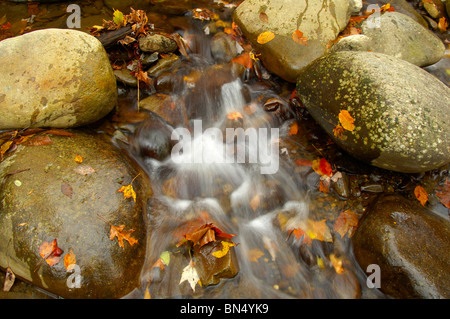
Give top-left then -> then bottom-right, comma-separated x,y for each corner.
332,12 -> 445,67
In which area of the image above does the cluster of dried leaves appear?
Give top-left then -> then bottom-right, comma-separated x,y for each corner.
0,128 -> 73,162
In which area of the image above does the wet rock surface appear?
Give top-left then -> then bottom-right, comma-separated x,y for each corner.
296,51 -> 450,173
0,29 -> 117,129
332,11 -> 445,67
0,132 -> 151,298
233,0 -> 362,82
352,194 -> 450,299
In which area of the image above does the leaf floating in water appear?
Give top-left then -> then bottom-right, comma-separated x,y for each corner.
333,209 -> 359,238
435,178 -> 450,209
257,31 -> 275,44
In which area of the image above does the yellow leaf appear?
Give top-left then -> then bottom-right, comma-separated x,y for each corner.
338,110 -> 355,131
257,31 -> 275,44
74,154 -> 83,164
330,254 -> 344,274
113,9 -> 125,26
117,184 -> 136,202
212,241 -> 236,258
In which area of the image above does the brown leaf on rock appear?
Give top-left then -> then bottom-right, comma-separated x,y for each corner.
73,165 -> 96,176
61,181 -> 73,198
259,12 -> 268,23
110,224 -> 138,248
3,267 -> 15,292
21,135 -> 53,146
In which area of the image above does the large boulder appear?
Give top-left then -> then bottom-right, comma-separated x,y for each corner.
0,131 -> 151,298
296,51 -> 450,173
352,194 -> 450,298
331,12 -> 445,67
0,29 -> 117,129
233,0 -> 362,83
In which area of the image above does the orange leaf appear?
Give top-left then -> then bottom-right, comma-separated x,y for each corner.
333,124 -> 345,139
109,224 -> 138,248
414,185 -> 428,206
74,154 -> 83,164
289,228 -> 311,244
39,239 -> 63,266
292,30 -> 308,46
435,178 -> 450,209
64,249 -> 76,270
438,17 -> 448,32
295,159 -> 312,167
319,179 -> 330,193
338,110 -> 355,132
289,121 -> 298,135
227,111 -> 243,120
333,209 -> 359,238
231,52 -> 253,69
257,31 -> 275,44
